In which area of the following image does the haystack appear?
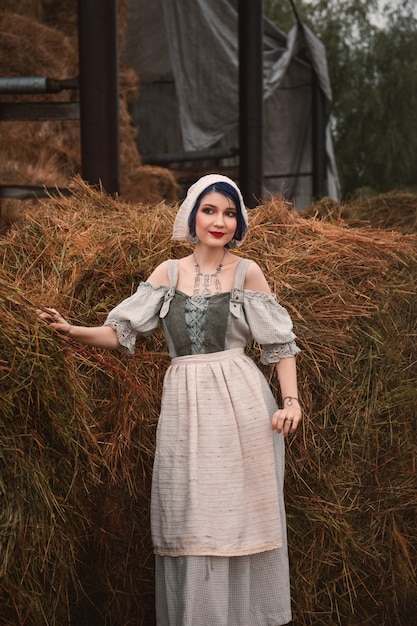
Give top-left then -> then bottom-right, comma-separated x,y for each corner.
1,178 -> 416,625
305,190 -> 417,235
342,190 -> 417,233
0,2 -> 179,230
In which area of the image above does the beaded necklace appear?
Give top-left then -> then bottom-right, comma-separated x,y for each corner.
193,250 -> 226,296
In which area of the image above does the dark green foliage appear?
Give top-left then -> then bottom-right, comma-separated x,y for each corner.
265,0 -> 417,197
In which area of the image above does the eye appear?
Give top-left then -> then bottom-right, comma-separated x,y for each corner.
226,211 -> 237,219
202,207 -> 214,214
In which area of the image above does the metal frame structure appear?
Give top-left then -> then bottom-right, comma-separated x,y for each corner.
0,0 -> 326,206
239,0 -> 264,208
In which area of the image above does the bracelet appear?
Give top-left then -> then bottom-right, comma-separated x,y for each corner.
283,396 -> 300,408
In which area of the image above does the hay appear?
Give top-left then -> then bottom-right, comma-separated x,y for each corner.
1,178 -> 417,625
0,278 -> 102,624
246,199 -> 417,625
342,191 -> 417,234
0,11 -> 80,199
305,191 -> 417,235
0,0 -> 43,20
1,178 -> 180,625
0,4 -> 179,230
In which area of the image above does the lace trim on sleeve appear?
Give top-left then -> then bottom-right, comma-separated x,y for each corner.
260,340 -> 300,365
105,319 -> 137,355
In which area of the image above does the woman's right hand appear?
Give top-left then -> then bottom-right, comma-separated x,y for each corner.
37,307 -> 72,336
37,308 -> 121,349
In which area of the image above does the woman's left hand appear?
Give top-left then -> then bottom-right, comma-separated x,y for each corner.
271,406 -> 301,437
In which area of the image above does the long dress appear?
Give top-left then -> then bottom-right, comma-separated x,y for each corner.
105,258 -> 300,626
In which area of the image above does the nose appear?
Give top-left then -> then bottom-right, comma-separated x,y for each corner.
214,212 -> 225,227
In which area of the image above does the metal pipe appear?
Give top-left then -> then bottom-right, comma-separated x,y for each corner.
0,185 -> 72,200
238,0 -> 264,208
0,77 -> 58,94
142,147 -> 239,165
0,102 -> 80,121
312,71 -> 327,199
0,76 -> 79,95
77,0 -> 120,195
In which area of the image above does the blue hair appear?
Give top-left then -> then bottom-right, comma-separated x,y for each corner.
188,182 -> 247,246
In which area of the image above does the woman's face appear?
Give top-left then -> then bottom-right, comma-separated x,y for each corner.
195,191 -> 237,247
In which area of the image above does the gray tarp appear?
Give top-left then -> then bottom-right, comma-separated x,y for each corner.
123,0 -> 340,208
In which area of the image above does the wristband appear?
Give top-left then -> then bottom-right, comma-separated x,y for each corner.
283,396 -> 300,407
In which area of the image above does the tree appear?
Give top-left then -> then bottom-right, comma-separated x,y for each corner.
264,0 -> 417,197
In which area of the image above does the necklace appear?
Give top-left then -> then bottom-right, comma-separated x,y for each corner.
193,250 -> 226,296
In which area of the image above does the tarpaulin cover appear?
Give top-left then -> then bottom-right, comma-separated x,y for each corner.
123,0 -> 340,208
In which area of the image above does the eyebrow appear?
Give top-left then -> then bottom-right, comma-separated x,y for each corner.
200,203 -> 237,209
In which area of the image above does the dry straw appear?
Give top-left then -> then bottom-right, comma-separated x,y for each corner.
1,178 -> 417,625
342,190 -> 417,234
0,4 -> 179,231
306,190 -> 417,235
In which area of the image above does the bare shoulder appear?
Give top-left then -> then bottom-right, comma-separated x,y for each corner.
243,260 -> 272,294
147,260 -> 170,287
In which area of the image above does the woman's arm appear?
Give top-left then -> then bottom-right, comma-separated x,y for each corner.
38,308 -> 120,350
243,262 -> 301,435
271,356 -> 302,437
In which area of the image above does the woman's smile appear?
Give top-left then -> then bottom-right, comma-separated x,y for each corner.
195,191 -> 237,246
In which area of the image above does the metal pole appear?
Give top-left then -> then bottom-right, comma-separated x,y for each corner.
77,0 -> 120,194
312,71 -> 327,199
238,0 -> 264,208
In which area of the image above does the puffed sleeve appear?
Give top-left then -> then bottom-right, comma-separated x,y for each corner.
103,281 -> 168,354
243,290 -> 301,364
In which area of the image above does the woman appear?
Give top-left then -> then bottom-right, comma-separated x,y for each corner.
39,173 -> 301,625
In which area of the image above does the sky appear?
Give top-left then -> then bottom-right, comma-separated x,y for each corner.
370,0 -> 417,27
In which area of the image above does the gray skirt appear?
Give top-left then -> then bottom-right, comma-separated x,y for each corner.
155,547 -> 292,625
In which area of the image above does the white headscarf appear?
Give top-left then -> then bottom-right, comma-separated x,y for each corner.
171,174 -> 249,247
